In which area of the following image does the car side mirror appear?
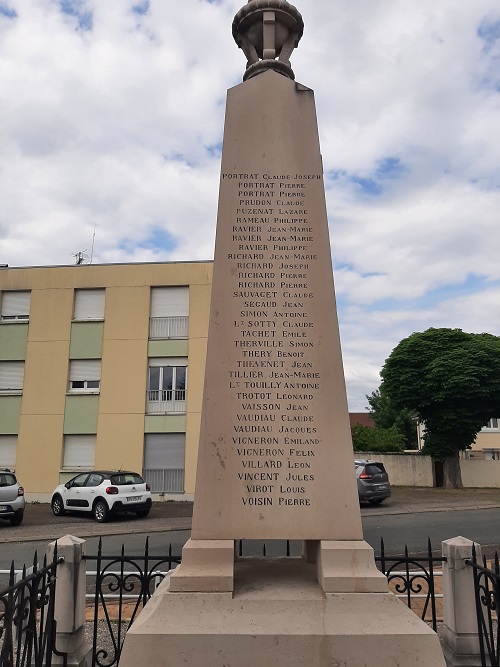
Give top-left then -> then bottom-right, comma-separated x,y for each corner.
65,481 -> 72,489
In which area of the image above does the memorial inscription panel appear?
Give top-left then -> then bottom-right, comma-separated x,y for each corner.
191,72 -> 362,540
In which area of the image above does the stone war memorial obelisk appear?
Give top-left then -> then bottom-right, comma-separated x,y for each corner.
121,2 -> 446,665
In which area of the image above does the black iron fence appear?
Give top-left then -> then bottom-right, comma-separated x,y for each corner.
0,537 -> 446,667
375,538 -> 445,632
467,545 -> 500,667
82,537 -> 444,666
0,547 -> 65,667
84,537 -> 181,667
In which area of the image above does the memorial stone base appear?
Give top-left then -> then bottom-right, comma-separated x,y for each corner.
120,558 -> 446,667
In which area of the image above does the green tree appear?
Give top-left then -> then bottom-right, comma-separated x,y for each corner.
380,328 -> 500,488
351,423 -> 405,453
366,387 -> 418,449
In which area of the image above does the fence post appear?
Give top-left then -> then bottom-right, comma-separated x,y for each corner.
441,536 -> 482,667
47,534 -> 92,667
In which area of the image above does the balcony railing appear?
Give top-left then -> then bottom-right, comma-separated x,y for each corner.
146,390 -> 186,414
143,468 -> 185,493
149,316 -> 188,339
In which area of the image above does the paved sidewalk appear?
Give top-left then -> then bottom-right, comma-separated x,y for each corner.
2,487 -> 500,543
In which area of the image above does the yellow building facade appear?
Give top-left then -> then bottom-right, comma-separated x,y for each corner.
0,261 -> 212,501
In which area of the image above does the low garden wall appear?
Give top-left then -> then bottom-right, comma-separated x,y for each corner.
356,452 -> 500,488
355,452 -> 435,487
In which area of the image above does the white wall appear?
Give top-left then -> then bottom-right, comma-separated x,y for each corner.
355,453 -> 435,487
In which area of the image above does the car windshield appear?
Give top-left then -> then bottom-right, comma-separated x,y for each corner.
110,473 -> 144,485
0,473 -> 16,487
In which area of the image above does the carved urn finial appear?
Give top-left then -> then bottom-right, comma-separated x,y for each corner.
232,0 -> 304,81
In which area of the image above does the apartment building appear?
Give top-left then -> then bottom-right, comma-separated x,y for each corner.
0,261 -> 212,500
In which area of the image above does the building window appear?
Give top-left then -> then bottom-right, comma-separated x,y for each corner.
143,433 -> 185,493
0,435 -> 17,468
0,361 -> 25,393
74,289 -> 105,320
63,435 -> 96,469
483,419 -> 500,431
0,291 -> 30,322
147,358 -> 187,413
69,360 -> 101,392
149,287 -> 189,339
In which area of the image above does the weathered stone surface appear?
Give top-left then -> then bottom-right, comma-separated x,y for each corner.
191,70 -> 362,541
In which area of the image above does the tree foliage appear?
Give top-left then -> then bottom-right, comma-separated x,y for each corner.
380,328 -> 500,462
366,387 -> 418,449
351,423 -> 405,453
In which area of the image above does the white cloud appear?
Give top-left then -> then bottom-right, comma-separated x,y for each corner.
0,0 -> 499,409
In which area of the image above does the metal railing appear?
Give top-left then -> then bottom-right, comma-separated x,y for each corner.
149,316 -> 188,339
467,545 -> 500,667
142,468 -> 185,493
1,537 -> 446,667
375,538 -> 445,632
146,390 -> 186,414
0,547 -> 65,667
84,538 -> 181,667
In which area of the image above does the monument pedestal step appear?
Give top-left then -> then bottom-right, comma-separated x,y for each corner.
120,559 -> 446,667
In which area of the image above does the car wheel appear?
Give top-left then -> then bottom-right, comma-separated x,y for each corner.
9,512 -> 23,526
136,509 -> 150,518
369,498 -> 385,505
51,495 -> 65,516
93,500 -> 109,523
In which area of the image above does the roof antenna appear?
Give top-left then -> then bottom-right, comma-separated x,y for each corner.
71,250 -> 89,265
90,225 -> 97,264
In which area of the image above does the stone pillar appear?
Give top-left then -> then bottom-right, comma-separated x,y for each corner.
47,535 -> 92,667
441,536 -> 483,667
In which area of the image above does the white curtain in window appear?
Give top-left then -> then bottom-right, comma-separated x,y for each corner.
0,362 -> 25,390
74,289 -> 105,320
144,433 -> 185,469
1,292 -> 30,317
69,360 -> 101,382
150,287 -> 189,317
63,435 -> 96,468
148,357 -> 187,368
0,436 -> 17,468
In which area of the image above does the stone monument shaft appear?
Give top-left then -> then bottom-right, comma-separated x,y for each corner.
120,6 -> 447,664
191,6 -> 361,541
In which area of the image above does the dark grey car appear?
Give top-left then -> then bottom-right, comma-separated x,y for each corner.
355,459 -> 391,505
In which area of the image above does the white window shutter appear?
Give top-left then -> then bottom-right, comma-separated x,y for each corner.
63,435 -> 96,468
144,434 -> 185,469
0,436 -> 17,468
0,362 -> 25,390
1,292 -> 31,318
69,360 -> 101,382
150,287 -> 189,317
74,289 -> 105,320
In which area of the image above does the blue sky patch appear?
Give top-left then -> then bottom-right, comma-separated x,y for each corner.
141,228 -> 177,253
0,4 -> 16,18
326,160 -> 407,197
205,142 -> 222,158
350,175 -> 383,196
132,1 -> 149,15
376,156 -> 408,179
478,18 -> 500,52
59,0 -> 93,31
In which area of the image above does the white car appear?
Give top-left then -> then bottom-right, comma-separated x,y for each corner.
0,469 -> 25,526
51,470 -> 152,522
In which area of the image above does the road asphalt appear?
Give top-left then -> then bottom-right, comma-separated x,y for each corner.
2,486 -> 500,544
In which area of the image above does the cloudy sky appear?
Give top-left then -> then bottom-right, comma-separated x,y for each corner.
1,0 -> 499,410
